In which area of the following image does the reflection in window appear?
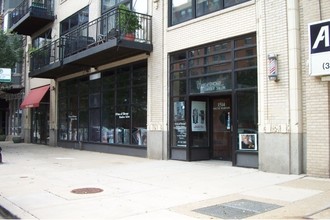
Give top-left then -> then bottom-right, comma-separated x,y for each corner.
170,0 -> 250,26
60,6 -> 89,35
237,91 -> 258,135
90,109 -> 101,142
224,0 -> 249,8
172,80 -> 187,96
58,61 -> 147,146
234,35 -> 256,48
32,29 -> 52,48
172,0 -> 193,25
197,0 -> 220,16
236,69 -> 257,88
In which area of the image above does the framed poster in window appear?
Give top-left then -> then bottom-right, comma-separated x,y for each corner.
239,134 -> 257,150
191,101 -> 206,132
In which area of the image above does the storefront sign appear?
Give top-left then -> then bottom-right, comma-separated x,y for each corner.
0,68 -> 11,83
200,81 -> 225,93
115,112 -> 130,119
309,19 -> 330,76
174,122 -> 186,147
191,101 -> 206,132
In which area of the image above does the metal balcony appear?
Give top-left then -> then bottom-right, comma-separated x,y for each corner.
9,0 -> 54,35
29,7 -> 152,79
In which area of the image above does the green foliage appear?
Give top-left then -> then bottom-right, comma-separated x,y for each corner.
0,31 -> 23,69
118,4 -> 142,34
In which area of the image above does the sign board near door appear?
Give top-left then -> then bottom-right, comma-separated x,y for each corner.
309,19 -> 330,76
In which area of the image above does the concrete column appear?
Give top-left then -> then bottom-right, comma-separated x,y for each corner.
287,0 -> 303,174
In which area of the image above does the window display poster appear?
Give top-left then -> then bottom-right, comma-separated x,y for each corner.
239,134 -> 257,150
174,101 -> 185,121
174,122 -> 187,147
191,101 -> 206,132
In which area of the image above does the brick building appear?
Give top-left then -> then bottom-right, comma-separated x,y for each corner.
2,0 -> 330,177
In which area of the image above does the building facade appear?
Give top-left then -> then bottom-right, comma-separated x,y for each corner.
4,0 -> 330,177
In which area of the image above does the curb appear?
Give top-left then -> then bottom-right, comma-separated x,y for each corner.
0,205 -> 19,219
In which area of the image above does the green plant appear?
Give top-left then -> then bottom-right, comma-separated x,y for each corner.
28,45 -> 50,57
118,4 -> 142,35
28,47 -> 39,54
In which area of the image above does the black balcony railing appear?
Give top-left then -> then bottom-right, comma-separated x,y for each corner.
9,0 -> 54,32
30,39 -> 61,71
30,7 -> 152,72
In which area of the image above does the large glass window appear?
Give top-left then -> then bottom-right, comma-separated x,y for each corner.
170,0 -> 250,26
169,34 -> 257,148
172,0 -> 193,25
101,0 -> 146,14
60,6 -> 89,35
58,61 -> 147,147
32,29 -> 52,48
196,0 -> 220,16
101,0 -> 130,14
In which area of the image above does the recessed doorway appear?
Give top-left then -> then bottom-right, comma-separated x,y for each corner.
211,96 -> 232,160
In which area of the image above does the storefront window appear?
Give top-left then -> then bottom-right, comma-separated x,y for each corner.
172,99 -> 187,147
58,61 -> 147,146
237,91 -> 258,150
172,80 -> 187,96
170,34 -> 257,154
236,69 -> 257,88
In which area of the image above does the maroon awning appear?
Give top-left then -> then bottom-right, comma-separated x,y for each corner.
20,85 -> 50,109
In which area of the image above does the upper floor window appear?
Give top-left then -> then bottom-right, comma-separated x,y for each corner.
102,0 -> 131,14
60,6 -> 89,35
101,0 -> 147,15
170,0 -> 250,26
32,29 -> 52,48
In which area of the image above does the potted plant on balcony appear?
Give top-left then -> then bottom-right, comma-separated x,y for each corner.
118,4 -> 142,41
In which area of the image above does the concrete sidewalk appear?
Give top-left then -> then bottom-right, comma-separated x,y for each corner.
0,142 -> 330,219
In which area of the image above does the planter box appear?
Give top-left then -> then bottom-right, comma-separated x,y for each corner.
0,135 -> 6,141
12,136 -> 22,143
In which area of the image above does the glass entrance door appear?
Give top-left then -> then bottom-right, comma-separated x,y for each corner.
31,104 -> 49,144
212,96 -> 231,160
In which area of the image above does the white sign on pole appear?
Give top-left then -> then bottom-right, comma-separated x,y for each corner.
309,19 -> 330,76
0,68 -> 11,83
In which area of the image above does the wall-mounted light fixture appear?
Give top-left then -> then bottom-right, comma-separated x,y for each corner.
268,54 -> 279,81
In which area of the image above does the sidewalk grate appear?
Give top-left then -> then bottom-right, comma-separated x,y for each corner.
71,187 -> 103,194
193,199 -> 282,219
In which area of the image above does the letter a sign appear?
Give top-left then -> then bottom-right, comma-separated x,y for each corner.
309,19 -> 330,76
